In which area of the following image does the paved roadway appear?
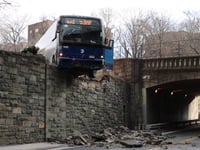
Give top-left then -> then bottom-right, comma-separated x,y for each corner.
0,126 -> 200,150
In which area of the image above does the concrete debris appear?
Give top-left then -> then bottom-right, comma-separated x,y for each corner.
65,126 -> 167,148
65,130 -> 88,145
94,69 -> 116,81
162,141 -> 173,145
119,139 -> 143,148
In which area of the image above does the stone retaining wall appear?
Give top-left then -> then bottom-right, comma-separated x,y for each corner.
0,50 -> 129,145
46,67 -> 128,141
0,51 -> 46,145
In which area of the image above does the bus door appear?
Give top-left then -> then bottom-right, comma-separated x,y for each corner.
104,40 -> 114,70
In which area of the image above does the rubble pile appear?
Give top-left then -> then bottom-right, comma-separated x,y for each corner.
65,126 -> 167,148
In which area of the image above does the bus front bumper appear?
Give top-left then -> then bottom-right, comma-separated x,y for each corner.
57,58 -> 104,70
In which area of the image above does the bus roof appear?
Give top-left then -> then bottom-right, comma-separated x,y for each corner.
59,15 -> 101,20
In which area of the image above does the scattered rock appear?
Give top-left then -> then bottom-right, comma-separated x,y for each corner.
192,143 -> 197,147
162,145 -> 168,149
161,141 -> 173,145
119,139 -> 143,148
63,126 -> 167,148
149,139 -> 163,145
91,133 -> 107,142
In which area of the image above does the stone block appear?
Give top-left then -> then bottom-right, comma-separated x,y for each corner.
13,107 -> 22,114
8,68 -> 18,74
39,122 -> 45,128
0,57 -> 4,64
30,75 -> 37,82
5,119 -> 13,125
23,121 -> 32,127
0,118 -> 6,124
8,56 -> 16,63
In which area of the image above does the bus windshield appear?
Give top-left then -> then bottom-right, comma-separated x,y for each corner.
60,17 -> 103,45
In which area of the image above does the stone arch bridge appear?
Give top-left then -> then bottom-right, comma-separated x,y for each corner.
114,56 -> 200,129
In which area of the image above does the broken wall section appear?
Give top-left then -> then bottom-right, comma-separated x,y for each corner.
46,67 -> 129,142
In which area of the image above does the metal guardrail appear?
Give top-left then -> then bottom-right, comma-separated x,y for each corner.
146,119 -> 200,130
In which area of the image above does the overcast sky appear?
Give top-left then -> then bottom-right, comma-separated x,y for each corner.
13,0 -> 200,24
2,0 -> 199,39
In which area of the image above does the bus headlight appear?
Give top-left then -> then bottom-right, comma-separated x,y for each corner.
59,52 -> 64,57
100,55 -> 104,59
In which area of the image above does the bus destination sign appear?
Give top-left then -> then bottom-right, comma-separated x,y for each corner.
63,18 -> 99,26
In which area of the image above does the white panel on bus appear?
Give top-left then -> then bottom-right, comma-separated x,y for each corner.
35,21 -> 58,63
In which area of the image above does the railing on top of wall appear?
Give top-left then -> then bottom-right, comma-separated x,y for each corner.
143,56 -> 200,70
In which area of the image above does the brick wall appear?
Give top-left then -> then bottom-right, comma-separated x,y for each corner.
113,59 -> 134,81
114,59 -> 142,82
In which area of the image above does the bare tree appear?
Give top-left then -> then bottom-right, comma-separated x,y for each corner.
99,8 -> 114,40
180,11 -> 200,55
115,27 -> 130,58
92,8 -> 115,41
0,0 -> 11,9
145,11 -> 173,58
182,11 -> 200,33
115,11 -> 148,58
0,16 -> 28,52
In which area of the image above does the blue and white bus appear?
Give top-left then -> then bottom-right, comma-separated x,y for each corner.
36,15 -> 113,77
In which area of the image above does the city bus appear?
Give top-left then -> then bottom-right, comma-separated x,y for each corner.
36,15 -> 113,77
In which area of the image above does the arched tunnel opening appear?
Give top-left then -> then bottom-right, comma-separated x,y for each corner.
146,79 -> 200,127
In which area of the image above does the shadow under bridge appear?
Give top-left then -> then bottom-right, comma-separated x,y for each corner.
145,79 -> 200,129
